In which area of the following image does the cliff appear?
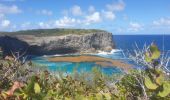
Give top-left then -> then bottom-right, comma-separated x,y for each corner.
0,29 -> 115,56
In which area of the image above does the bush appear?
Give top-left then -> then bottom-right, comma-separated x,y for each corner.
0,44 -> 170,100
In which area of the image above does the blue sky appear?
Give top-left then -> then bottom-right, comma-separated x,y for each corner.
0,0 -> 170,34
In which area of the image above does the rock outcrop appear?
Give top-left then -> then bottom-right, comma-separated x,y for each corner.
0,32 -> 115,55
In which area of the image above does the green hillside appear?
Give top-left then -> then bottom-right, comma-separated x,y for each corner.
0,28 -> 106,37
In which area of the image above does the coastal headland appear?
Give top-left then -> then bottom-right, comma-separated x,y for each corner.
0,28 -> 115,56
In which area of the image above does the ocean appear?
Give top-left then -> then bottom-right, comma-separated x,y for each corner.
113,35 -> 170,52
32,35 -> 170,75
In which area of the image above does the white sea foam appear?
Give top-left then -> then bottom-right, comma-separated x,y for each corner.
43,54 -> 63,57
110,49 -> 123,53
97,49 -> 123,55
43,49 -> 123,57
93,49 -> 127,60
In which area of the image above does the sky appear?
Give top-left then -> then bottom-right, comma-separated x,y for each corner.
0,0 -> 170,34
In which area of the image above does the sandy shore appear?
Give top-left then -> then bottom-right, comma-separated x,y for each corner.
48,55 -> 132,71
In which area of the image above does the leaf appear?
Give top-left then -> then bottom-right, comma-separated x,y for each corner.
144,76 -> 158,90
103,93 -> 111,100
158,81 -> 170,97
156,74 -> 164,85
75,94 -> 87,100
1,92 -> 8,99
26,76 -> 36,93
65,97 -> 72,100
95,93 -> 103,100
150,44 -> 160,60
145,44 -> 161,62
34,82 -> 41,94
145,52 -> 152,63
23,93 -> 28,99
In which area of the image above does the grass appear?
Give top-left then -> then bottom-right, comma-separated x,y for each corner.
0,28 -> 107,37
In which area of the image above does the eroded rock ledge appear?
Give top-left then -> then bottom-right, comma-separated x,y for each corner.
0,31 -> 115,56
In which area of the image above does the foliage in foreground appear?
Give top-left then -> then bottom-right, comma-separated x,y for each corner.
0,44 -> 170,100
0,60 -> 121,100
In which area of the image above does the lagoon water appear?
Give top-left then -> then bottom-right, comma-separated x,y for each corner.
32,35 -> 170,75
32,56 -> 123,75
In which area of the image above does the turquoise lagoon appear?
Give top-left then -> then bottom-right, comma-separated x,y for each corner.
31,50 -> 131,75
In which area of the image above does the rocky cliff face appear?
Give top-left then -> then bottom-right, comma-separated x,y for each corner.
0,32 -> 115,55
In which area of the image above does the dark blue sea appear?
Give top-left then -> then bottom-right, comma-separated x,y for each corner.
113,35 -> 170,52
33,35 -> 170,75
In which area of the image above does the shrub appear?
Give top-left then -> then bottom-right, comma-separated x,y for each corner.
0,43 -> 170,100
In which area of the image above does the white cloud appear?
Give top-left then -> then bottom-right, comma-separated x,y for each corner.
38,13 -> 102,29
128,22 -> 143,32
0,0 -> 126,31
102,11 -> 116,20
21,22 -> 31,28
114,22 -> 143,33
37,9 -> 53,16
1,19 -> 10,28
153,18 -> 170,26
88,6 -> 95,13
55,16 -> 81,27
39,22 -> 50,28
8,0 -> 126,31
0,11 -> 12,30
38,16 -> 81,28
150,18 -> 170,33
84,12 -> 101,25
106,0 -> 125,11
0,4 -> 22,14
70,5 -> 83,16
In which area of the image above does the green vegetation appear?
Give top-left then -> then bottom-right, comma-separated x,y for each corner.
0,44 -> 170,100
0,52 -> 2,58
0,28 -> 106,37
0,47 -> 2,59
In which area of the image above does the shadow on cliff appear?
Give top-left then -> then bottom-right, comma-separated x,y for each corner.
0,36 -> 29,57
29,45 -> 78,55
0,36 -> 78,57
